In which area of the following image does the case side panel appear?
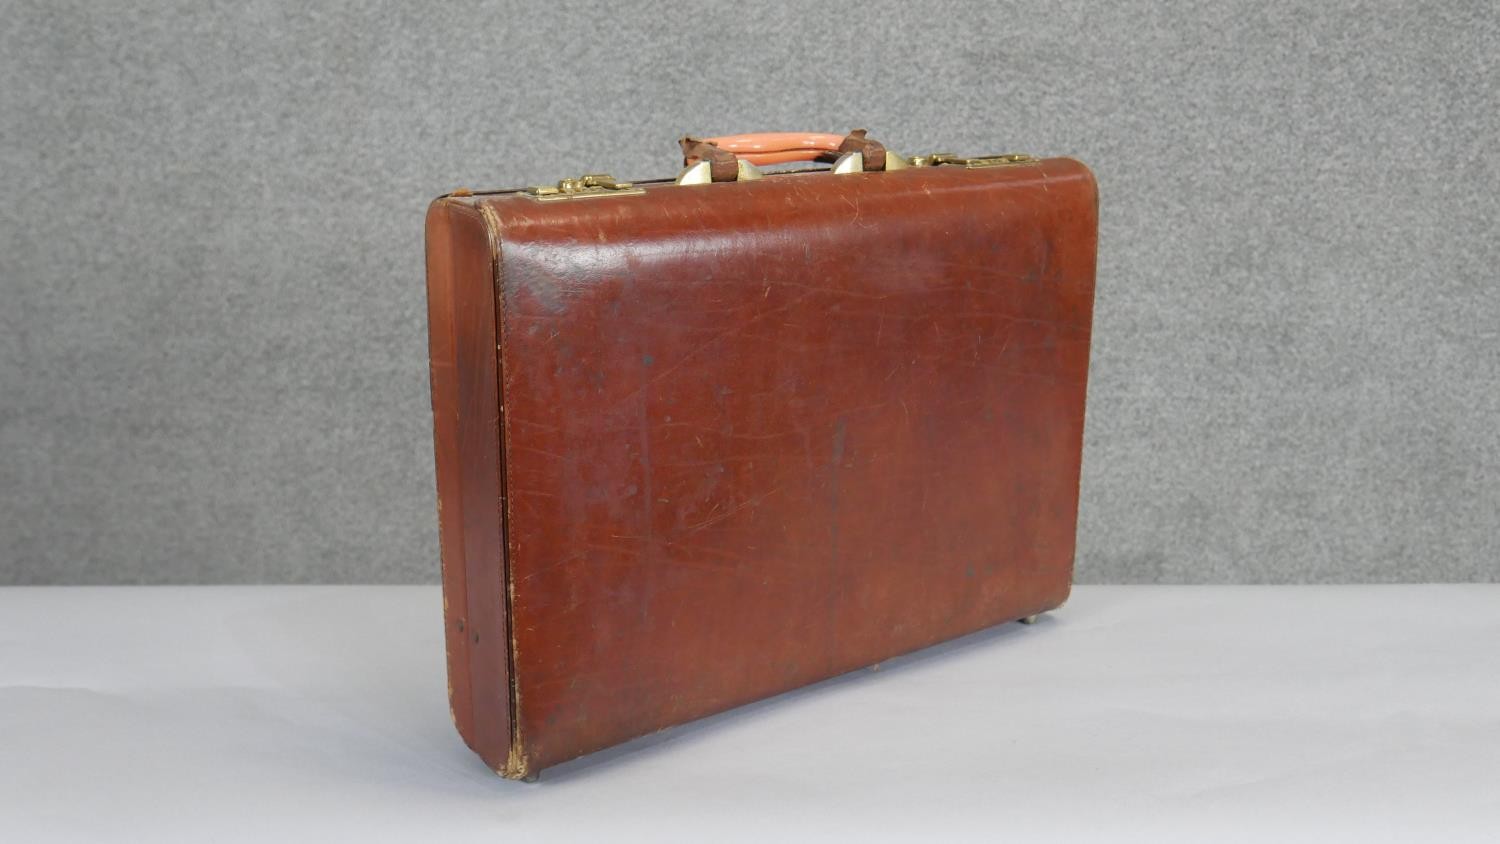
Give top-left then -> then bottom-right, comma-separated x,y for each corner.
424,199 -> 512,771
1046,158 -> 1100,614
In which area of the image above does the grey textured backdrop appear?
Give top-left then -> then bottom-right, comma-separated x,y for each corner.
3,1 -> 1496,585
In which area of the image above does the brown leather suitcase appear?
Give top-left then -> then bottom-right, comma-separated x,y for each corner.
424,131 -> 1098,779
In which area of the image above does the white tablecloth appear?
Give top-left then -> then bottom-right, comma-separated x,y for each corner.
1,585 -> 1496,841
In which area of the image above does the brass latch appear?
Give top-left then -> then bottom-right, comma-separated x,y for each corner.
525,174 -> 646,201
909,153 -> 1038,168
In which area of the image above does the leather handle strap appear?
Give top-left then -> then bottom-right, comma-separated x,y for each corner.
679,130 -> 889,182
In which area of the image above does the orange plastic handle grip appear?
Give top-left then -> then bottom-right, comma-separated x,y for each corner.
701,132 -> 847,165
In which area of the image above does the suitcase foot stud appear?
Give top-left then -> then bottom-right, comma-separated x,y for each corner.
1018,614 -> 1040,625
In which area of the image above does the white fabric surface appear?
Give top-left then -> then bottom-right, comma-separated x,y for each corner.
1,585 -> 1496,841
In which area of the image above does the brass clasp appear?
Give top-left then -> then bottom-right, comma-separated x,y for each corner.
525,173 -> 645,201
909,153 -> 1038,168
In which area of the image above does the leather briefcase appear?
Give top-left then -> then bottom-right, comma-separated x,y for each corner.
425,130 -> 1098,779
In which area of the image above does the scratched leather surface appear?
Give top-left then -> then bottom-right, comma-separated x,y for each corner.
431,158 -> 1097,776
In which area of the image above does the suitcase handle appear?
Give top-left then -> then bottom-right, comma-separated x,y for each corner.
697,133 -> 847,164
679,129 -> 890,182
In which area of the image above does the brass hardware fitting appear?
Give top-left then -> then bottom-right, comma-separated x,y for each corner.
531,152 -> 1036,197
676,150 -> 912,185
525,173 -> 645,201
831,152 -> 864,174
677,159 -> 767,185
908,153 -> 1038,168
